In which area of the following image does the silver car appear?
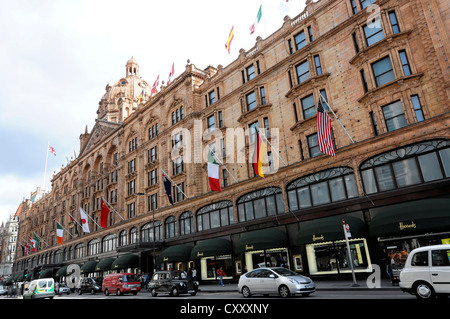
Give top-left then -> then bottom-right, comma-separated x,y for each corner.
238,267 -> 315,298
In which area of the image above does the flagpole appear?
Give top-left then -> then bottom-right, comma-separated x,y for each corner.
101,197 -> 125,220
43,141 -> 49,192
207,145 -> 238,183
82,208 -> 102,228
257,128 -> 288,166
68,212 -> 83,229
319,94 -> 355,144
160,168 -> 189,199
34,232 -> 48,247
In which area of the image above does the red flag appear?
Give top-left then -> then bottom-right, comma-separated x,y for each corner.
151,75 -> 160,97
167,63 -> 174,85
317,99 -> 336,157
100,199 -> 110,228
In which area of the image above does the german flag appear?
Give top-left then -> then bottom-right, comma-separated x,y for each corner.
253,132 -> 266,177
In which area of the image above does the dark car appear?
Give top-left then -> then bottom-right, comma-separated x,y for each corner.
77,277 -> 102,295
149,271 -> 198,297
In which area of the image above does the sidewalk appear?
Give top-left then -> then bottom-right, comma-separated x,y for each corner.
198,278 -> 399,293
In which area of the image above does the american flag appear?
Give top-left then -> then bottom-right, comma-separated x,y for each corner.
317,99 -> 336,157
49,145 -> 56,156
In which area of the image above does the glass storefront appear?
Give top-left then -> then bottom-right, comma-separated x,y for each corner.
305,238 -> 371,275
199,255 -> 233,281
244,248 -> 290,270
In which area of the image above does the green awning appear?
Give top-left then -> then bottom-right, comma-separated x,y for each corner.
369,198 -> 450,237
296,215 -> 366,245
55,265 -> 68,277
158,244 -> 193,263
40,269 -> 54,279
95,257 -> 115,272
111,254 -> 139,270
190,238 -> 231,259
235,229 -> 288,254
81,260 -> 99,274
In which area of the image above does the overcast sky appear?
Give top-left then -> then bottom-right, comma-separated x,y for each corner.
0,0 -> 306,224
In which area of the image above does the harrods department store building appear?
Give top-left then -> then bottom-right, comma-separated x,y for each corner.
13,0 -> 450,282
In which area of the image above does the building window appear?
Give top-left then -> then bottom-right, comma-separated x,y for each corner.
398,50 -> 412,76
141,221 -> 162,242
371,56 -> 395,87
296,60 -> 310,84
148,193 -> 157,211
301,94 -> 316,120
165,216 -> 177,239
223,169 -> 228,187
370,111 -> 379,136
148,169 -> 157,186
363,21 -> 385,46
207,114 -> 215,131
359,0 -> 376,10
249,121 -> 259,143
260,86 -> 266,105
127,180 -> 135,196
196,201 -> 234,231
388,11 -> 400,34
360,139 -> 450,194
263,117 -> 270,138
102,234 -> 117,253
129,137 -> 138,152
411,95 -> 425,122
237,187 -> 284,222
180,211 -> 194,236
119,230 -> 128,246
172,157 -> 184,175
352,32 -> 360,53
350,0 -> 358,14
173,182 -> 185,202
294,30 -> 306,50
218,111 -> 223,128
287,167 -> 358,211
246,91 -> 257,111
307,26 -> 314,42
127,202 -> 135,219
208,90 -> 216,106
360,69 -> 369,92
382,100 -> 407,132
149,146 -> 157,162
314,55 -> 322,76
246,64 -> 256,81
149,123 -> 159,140
307,133 -> 321,158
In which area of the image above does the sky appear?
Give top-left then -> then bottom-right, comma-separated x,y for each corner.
0,0 -> 306,224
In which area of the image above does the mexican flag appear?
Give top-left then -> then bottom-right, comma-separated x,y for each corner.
56,222 -> 64,244
249,4 -> 262,34
207,150 -> 221,192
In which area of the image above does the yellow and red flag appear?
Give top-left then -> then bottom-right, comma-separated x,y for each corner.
225,26 -> 234,54
253,132 -> 266,178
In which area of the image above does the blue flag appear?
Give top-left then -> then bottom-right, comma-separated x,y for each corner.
162,172 -> 173,205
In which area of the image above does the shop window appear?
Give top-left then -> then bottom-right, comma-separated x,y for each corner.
165,215 -> 177,239
237,187 -> 284,222
360,139 -> 450,194
196,201 -> 234,232
287,167 -> 359,211
141,221 -> 162,242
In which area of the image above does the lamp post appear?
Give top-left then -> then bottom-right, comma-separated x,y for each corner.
137,192 -> 156,275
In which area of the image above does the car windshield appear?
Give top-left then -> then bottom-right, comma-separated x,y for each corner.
271,268 -> 298,276
124,275 -> 138,282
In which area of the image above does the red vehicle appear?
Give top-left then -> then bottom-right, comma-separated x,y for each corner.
102,273 -> 141,296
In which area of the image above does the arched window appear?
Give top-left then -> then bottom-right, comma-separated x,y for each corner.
102,234 -> 117,252
287,167 -> 358,211
130,227 -> 138,244
141,221 -> 162,242
196,201 -> 234,231
165,216 -> 177,239
237,187 -> 284,222
119,230 -> 128,246
75,243 -> 86,259
54,250 -> 63,264
360,139 -> 450,194
180,211 -> 194,236
88,239 -> 100,256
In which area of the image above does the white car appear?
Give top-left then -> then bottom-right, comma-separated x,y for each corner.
238,267 -> 315,298
399,244 -> 450,299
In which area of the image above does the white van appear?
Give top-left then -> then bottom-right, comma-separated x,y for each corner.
399,244 -> 450,299
23,278 -> 56,299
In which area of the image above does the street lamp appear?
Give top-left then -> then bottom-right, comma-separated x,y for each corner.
137,192 -> 156,275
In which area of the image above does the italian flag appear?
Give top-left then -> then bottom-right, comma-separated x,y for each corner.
207,150 -> 221,192
249,4 -> 262,34
56,222 -> 64,244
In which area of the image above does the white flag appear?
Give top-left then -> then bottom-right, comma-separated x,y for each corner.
79,208 -> 90,233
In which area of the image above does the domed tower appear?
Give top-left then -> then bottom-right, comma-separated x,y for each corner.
97,57 -> 149,123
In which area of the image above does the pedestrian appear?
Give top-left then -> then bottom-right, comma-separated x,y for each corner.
217,267 -> 225,286
192,267 -> 197,281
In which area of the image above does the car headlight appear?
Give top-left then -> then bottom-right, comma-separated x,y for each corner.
179,282 -> 185,286
288,278 -> 299,285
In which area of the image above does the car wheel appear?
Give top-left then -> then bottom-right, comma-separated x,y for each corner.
117,289 -> 121,296
151,288 -> 157,297
104,289 -> 109,296
171,287 -> 179,297
78,289 -> 82,295
91,289 -> 95,295
190,288 -> 197,296
278,285 -> 291,298
242,286 -> 251,298
414,281 -> 435,299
